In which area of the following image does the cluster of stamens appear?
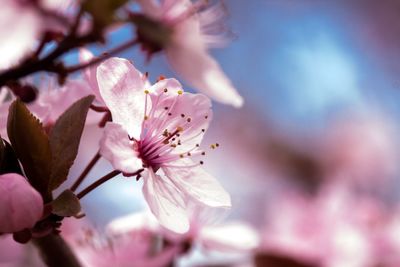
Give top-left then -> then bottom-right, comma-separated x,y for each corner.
134,87 -> 218,171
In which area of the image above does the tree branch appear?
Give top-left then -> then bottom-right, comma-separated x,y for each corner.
33,234 -> 82,267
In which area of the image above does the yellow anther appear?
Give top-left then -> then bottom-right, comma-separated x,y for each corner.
177,90 -> 183,95
177,126 -> 184,132
144,90 -> 149,94
210,144 -> 216,149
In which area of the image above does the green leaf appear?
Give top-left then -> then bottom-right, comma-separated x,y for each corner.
7,99 -> 52,201
49,95 -> 94,191
0,138 -> 23,175
82,0 -> 128,30
51,190 -> 81,217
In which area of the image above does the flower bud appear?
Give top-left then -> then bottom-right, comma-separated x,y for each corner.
0,173 -> 43,233
6,82 -> 38,103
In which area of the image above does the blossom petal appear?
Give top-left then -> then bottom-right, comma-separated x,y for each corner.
106,212 -> 159,236
97,58 -> 147,138
37,79 -> 96,124
142,169 -> 189,233
200,222 -> 260,252
148,78 -> 183,96
135,0 -> 161,16
166,43 -> 243,108
100,122 -> 143,174
79,49 -> 103,104
163,161 -> 231,208
0,2 -> 40,70
0,173 -> 43,233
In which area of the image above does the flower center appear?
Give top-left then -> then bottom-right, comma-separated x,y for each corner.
134,87 -> 215,171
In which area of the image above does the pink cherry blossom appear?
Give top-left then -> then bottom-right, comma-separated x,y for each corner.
160,203 -> 260,254
260,183 -> 398,267
0,1 -> 40,69
0,78 -> 99,140
0,0 -> 76,70
106,211 -> 258,267
63,215 -> 179,267
135,0 -> 244,107
0,173 -> 43,234
79,49 -> 105,105
36,79 -> 99,125
199,222 -> 259,253
324,112 -> 399,187
97,57 -> 231,233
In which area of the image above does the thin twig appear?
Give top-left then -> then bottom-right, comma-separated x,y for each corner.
90,105 -> 109,113
76,170 -> 122,199
65,39 -> 139,74
70,151 -> 101,192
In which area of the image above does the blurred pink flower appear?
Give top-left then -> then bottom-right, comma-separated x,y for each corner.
198,222 -> 259,253
0,0 -> 75,69
261,182 -> 400,267
135,0 -> 243,107
0,1 -> 41,69
379,210 -> 400,266
324,112 -> 399,187
107,211 -> 259,264
97,57 -> 231,233
37,79 -> 99,125
0,173 -> 43,234
63,214 -> 179,267
0,78 -> 100,140
79,49 -> 105,105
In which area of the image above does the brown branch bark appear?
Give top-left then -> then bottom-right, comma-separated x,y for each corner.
33,234 -> 82,267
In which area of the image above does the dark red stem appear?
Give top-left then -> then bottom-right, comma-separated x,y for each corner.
70,151 -> 101,192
